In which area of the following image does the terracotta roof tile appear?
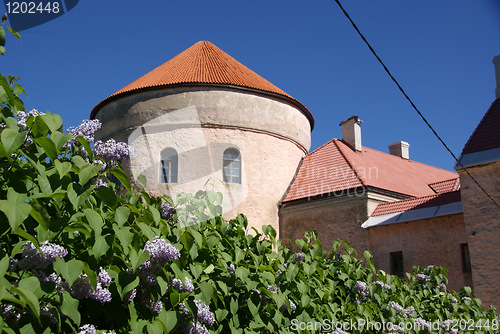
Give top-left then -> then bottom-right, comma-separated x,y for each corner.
428,178 -> 460,194
283,139 -> 458,202
91,41 -> 313,127
371,190 -> 461,216
461,99 -> 500,154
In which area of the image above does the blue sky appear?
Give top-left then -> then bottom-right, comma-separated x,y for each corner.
2,0 -> 500,171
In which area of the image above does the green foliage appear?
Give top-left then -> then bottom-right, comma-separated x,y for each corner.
0,25 -> 498,334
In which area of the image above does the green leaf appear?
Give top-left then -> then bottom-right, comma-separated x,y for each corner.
113,225 -> 134,252
39,112 -> 62,133
158,310 -> 177,332
0,27 -> 5,46
84,209 -> 104,234
117,273 -> 139,300
13,228 -> 40,249
75,135 -> 93,159
78,163 -> 100,185
18,276 -> 43,299
0,194 -> 31,230
147,321 -> 164,334
6,26 -> 21,40
110,167 -> 131,191
61,291 -> 80,326
1,128 -> 26,154
53,258 -> 84,287
29,201 -> 50,231
130,249 -> 149,273
0,256 -> 9,279
95,185 -> 117,208
51,131 -> 72,151
54,159 -> 72,178
115,206 -> 130,226
199,281 -> 215,303
11,286 -> 40,320
93,234 -> 112,260
34,136 -> 58,161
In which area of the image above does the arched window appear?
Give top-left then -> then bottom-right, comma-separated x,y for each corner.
223,148 -> 241,184
160,148 -> 178,183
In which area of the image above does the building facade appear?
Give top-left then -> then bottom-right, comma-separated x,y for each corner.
91,42 -> 500,307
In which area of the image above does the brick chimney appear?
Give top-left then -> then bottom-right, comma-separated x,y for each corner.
494,55 -> 500,99
340,116 -> 362,151
389,141 -> 410,159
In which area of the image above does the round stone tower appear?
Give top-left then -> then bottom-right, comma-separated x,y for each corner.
91,41 -> 313,233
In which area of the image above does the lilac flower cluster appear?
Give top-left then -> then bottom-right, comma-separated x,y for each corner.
0,304 -> 21,325
161,202 -> 175,221
386,301 -> 414,317
137,237 -> 180,284
416,273 -> 430,282
187,322 -> 209,334
194,300 -> 215,326
438,283 -> 447,291
372,281 -> 391,290
17,109 -> 44,132
462,296 -> 472,301
353,281 -> 369,305
123,288 -> 137,303
77,324 -> 96,334
94,139 -> 133,166
413,317 -> 431,330
18,241 -> 68,270
442,319 -> 459,334
279,298 -> 297,312
386,324 -> 404,333
294,253 -> 305,262
227,263 -> 235,275
66,119 -> 101,143
331,330 -> 349,334
172,277 -> 194,293
275,269 -> 282,276
70,273 -> 112,303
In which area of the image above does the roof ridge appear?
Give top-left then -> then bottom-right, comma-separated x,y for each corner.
306,139 -> 336,157
332,139 -> 366,186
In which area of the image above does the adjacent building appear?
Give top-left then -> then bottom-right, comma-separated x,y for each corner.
91,42 -> 500,306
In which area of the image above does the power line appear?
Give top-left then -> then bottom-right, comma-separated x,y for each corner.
333,0 -> 499,208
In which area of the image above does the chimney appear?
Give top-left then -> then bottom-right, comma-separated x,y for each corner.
340,116 -> 362,151
389,141 -> 410,159
494,55 -> 500,99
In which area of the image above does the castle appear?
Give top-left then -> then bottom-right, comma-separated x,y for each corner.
91,42 -> 500,307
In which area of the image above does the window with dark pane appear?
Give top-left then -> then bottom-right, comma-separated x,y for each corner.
223,148 -> 241,184
461,243 -> 472,273
390,251 -> 404,278
160,148 -> 178,183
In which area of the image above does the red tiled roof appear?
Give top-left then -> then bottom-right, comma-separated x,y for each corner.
371,190 -> 461,216
461,99 -> 500,154
283,139 -> 458,202
91,41 -> 313,127
428,178 -> 460,194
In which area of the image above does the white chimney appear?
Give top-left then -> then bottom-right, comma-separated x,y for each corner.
340,116 -> 362,151
389,141 -> 410,159
494,55 -> 500,99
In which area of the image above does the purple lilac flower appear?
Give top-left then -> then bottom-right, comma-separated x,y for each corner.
123,288 -> 136,303
70,274 -> 112,303
354,281 -> 367,293
438,283 -> 447,291
416,273 -> 430,282
17,109 -> 44,132
18,241 -> 68,270
94,139 -> 133,165
187,322 -> 209,334
66,119 -> 101,143
97,268 -> 111,287
276,269 -> 282,276
227,263 -> 235,275
414,317 -> 430,330
194,300 -> 215,326
451,298 -> 458,304
331,330 -> 348,334
172,277 -> 194,293
424,265 -> 435,273
372,281 -> 391,290
149,299 -> 163,314
387,301 -> 414,317
279,298 -> 297,312
0,304 -> 21,325
144,237 -> 180,265
161,202 -> 175,220
294,253 -> 305,262
77,324 -> 97,334
179,302 -> 190,315
442,319 -> 460,334
462,296 -> 472,301
387,324 -> 404,333
267,285 -> 278,294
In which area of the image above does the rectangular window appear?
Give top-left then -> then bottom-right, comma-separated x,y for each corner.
461,243 -> 472,273
390,251 -> 404,278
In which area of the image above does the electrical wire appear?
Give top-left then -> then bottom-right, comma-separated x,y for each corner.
333,0 -> 499,208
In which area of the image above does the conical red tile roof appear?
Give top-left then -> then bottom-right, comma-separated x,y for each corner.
91,41 -> 313,127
